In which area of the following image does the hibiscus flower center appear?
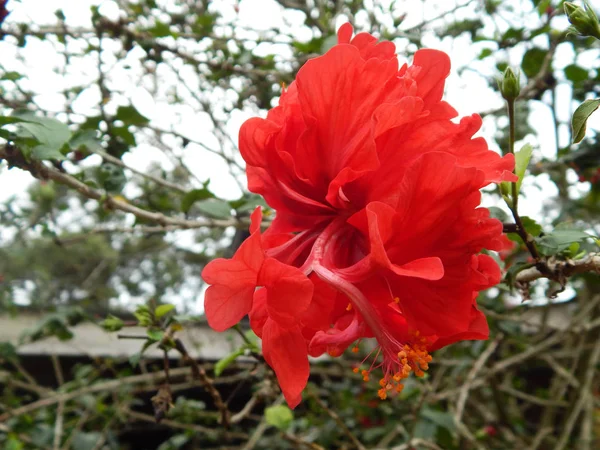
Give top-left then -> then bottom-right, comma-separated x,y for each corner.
353,332 -> 432,399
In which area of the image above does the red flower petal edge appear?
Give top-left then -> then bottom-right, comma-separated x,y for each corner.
201,23 -> 515,408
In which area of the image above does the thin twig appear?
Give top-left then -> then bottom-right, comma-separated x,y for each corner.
553,332 -> 600,450
173,338 -> 230,427
241,395 -> 284,450
308,392 -> 367,450
455,334 -> 502,423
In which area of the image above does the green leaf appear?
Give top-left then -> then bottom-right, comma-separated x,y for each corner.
4,437 -> 25,450
232,194 -> 268,213
500,143 -> 533,197
0,116 -> 27,127
536,0 -> 551,16
16,114 -> 72,145
148,21 -> 173,38
214,348 -> 245,377
115,105 -> 150,127
194,198 -> 232,219
100,314 -> 124,332
181,188 -> 215,213
69,130 -> 103,152
130,339 -> 154,367
571,99 -> 600,144
0,342 -> 18,360
1,71 -> 23,81
96,163 -> 127,193
420,408 -> 456,433
112,125 -> 137,146
521,48 -> 547,78
155,303 -> 175,318
564,64 -> 589,83
265,404 -> 294,431
320,34 -> 338,53
536,229 -> 591,255
514,144 -> 533,193
147,329 -> 164,342
12,113 -> 72,160
31,144 -> 67,161
72,432 -> 103,450
478,48 -> 493,59
520,216 -> 543,237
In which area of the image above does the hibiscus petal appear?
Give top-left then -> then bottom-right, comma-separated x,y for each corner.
373,96 -> 426,139
262,319 -> 310,409
202,259 -> 256,289
337,22 -> 353,44
201,214 -> 265,332
429,306 -> 489,351
239,117 -> 281,168
204,282 -> 255,332
297,44 -> 395,179
391,257 -> 444,280
259,258 -> 314,328
308,315 -> 362,357
412,49 -> 451,107
471,253 -> 502,289
249,288 -> 268,338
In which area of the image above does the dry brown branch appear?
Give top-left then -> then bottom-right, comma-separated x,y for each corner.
173,338 -> 230,427
539,355 -> 580,388
0,363 -> 251,423
231,394 -> 259,424
553,334 -> 600,450
455,334 -> 502,423
497,385 -> 569,407
282,432 -> 326,450
122,408 -> 248,440
516,253 -> 600,284
389,438 -> 445,450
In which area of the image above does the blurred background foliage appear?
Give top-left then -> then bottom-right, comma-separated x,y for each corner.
0,0 -> 600,449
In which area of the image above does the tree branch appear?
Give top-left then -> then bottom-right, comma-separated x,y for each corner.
0,145 -> 238,230
515,253 -> 600,284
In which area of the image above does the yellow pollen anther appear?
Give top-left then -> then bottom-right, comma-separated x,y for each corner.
346,303 -> 353,311
393,296 -> 400,304
350,334 -> 433,402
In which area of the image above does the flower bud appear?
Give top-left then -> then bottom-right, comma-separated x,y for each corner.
499,67 -> 521,101
565,1 -> 600,40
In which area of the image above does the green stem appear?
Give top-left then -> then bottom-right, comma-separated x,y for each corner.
506,99 -> 541,262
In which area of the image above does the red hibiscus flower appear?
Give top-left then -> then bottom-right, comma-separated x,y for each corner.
202,23 -> 516,408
